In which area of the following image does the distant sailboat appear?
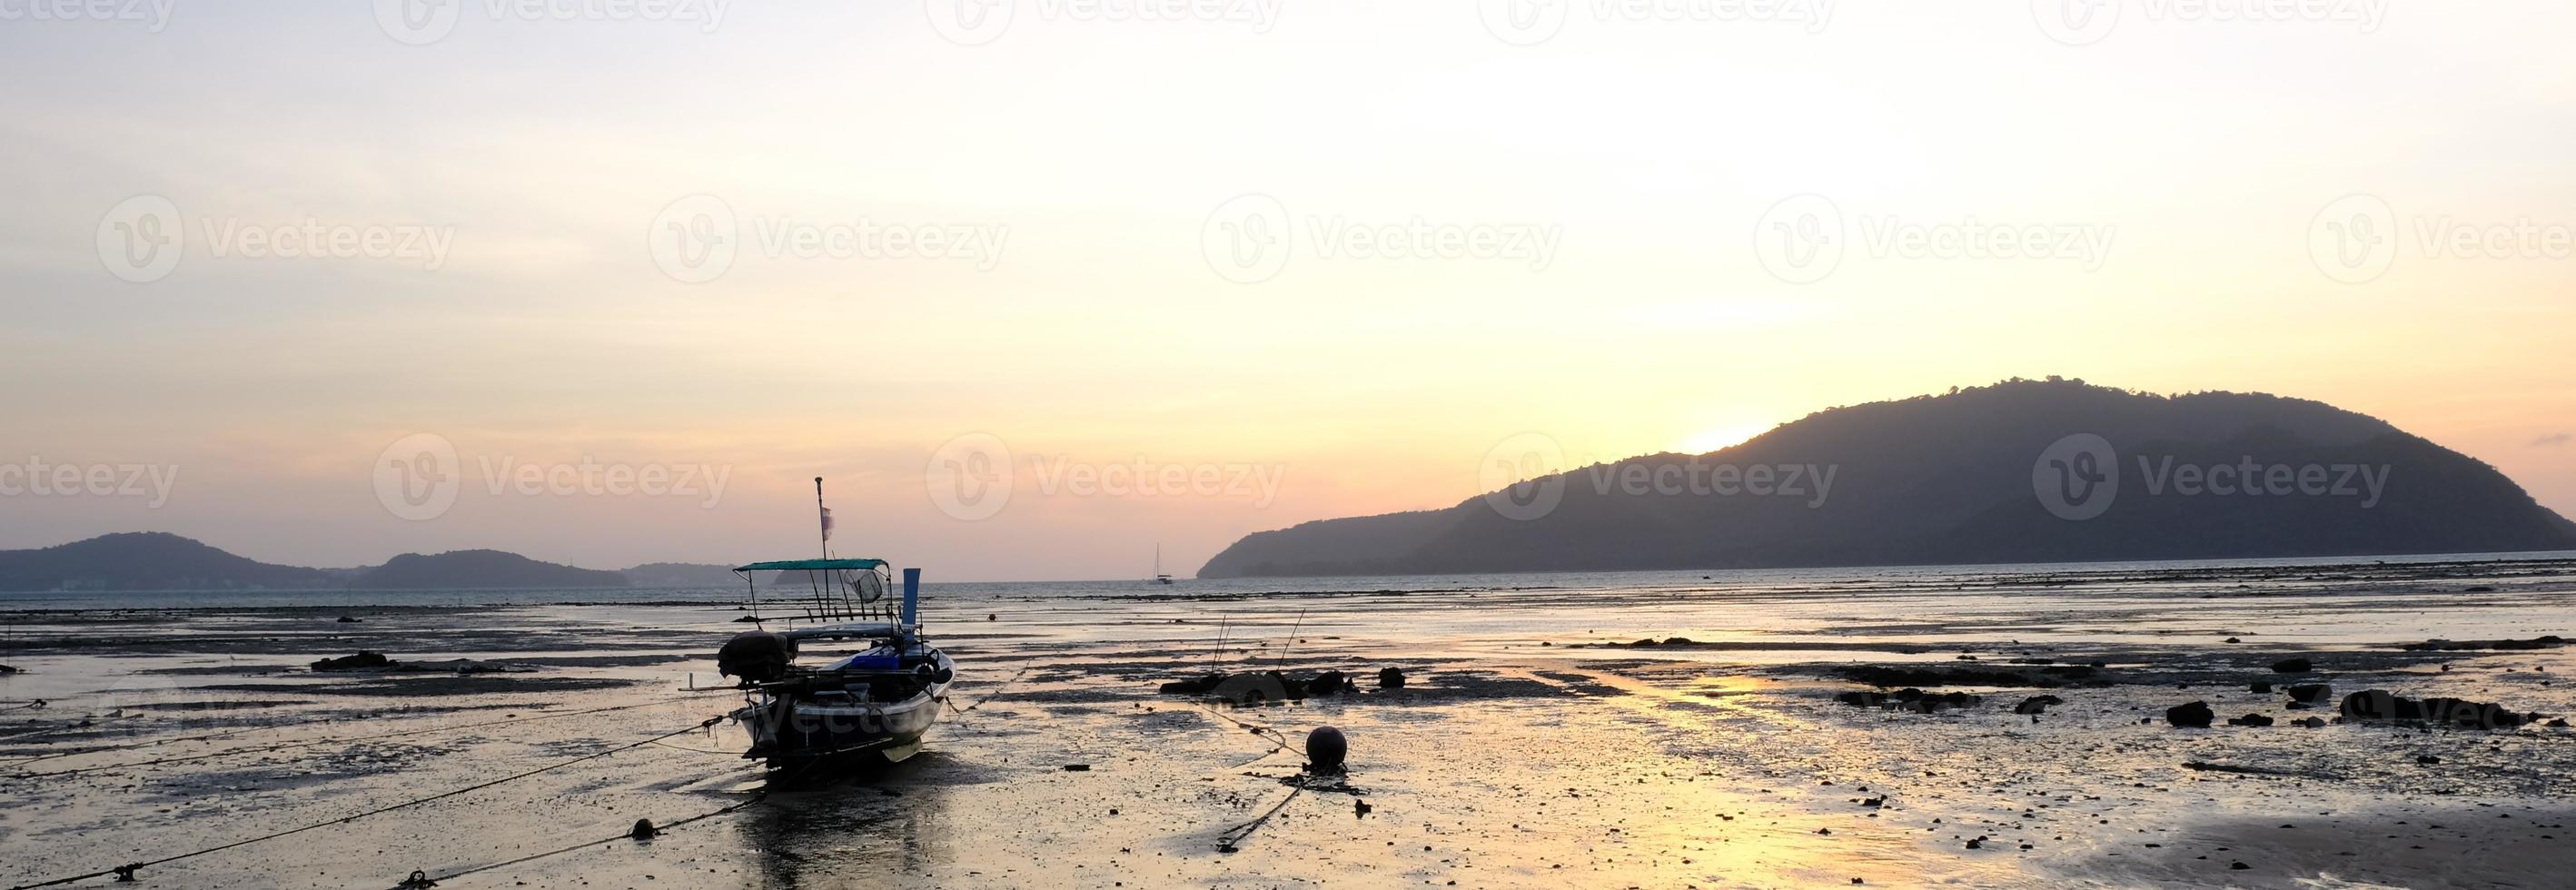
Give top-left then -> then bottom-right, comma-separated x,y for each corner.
1154,544 -> 1174,585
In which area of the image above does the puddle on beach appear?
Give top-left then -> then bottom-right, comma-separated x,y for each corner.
5,559 -> 2576,888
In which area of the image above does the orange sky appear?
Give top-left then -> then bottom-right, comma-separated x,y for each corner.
2,3 -> 2570,579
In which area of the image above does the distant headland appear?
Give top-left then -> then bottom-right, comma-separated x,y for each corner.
1200,379 -> 2576,578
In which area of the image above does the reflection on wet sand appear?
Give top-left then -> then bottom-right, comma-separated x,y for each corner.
742,756 -> 956,890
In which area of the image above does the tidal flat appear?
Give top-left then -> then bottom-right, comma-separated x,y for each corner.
4,558 -> 2574,888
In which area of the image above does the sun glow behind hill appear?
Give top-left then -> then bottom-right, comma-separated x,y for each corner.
1680,422 -> 1778,456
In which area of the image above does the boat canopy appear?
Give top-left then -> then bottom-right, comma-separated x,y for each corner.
736,559 -> 888,572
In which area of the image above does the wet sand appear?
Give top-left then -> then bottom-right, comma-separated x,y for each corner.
5,559 -> 2575,888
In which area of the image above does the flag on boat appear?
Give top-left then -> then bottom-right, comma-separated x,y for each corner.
820,507 -> 835,539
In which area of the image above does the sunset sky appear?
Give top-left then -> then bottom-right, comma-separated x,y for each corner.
3,2 -> 2570,579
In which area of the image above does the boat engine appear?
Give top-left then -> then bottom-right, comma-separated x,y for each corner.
718,630 -> 798,684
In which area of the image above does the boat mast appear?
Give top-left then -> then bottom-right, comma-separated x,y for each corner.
814,477 -> 834,618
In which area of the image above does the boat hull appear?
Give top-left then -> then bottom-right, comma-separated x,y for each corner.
736,649 -> 953,767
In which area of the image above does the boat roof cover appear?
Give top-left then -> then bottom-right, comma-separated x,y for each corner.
736,559 -> 888,571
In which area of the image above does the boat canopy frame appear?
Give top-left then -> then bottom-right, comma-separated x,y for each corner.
737,559 -> 900,628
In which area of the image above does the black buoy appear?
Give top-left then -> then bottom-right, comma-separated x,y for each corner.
1305,726 -> 1347,773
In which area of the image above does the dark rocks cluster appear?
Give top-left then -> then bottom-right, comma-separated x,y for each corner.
2339,690 -> 2541,729
2163,686 -> 2550,731
311,651 -> 392,671
1157,668 -> 1390,700
308,651 -> 533,675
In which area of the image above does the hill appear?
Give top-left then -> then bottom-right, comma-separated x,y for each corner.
0,532 -> 335,591
348,550 -> 632,589
1199,380 -> 2576,577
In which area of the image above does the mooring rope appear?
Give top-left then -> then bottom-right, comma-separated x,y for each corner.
1192,699 -> 1291,753
378,792 -> 767,890
1215,784 -> 1305,853
2,715 -> 725,890
938,665 -> 1032,722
